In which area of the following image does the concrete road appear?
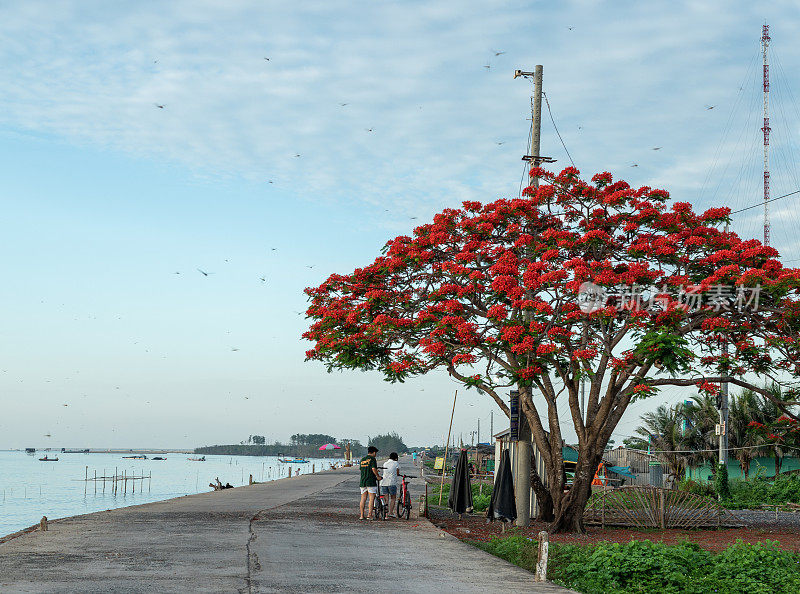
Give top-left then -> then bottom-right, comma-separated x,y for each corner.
1,459 -> 570,593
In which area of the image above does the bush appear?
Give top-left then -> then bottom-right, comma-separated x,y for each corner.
725,473 -> 800,509
678,478 -> 715,498
474,537 -> 800,594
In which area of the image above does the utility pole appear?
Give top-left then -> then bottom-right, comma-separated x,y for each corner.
719,226 -> 730,468
490,411 -> 493,440
762,23 -> 771,246
477,418 -> 480,445
511,64 -> 552,528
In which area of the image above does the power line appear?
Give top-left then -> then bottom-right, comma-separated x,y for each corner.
628,443 -> 800,455
542,91 -> 576,168
730,188 -> 800,214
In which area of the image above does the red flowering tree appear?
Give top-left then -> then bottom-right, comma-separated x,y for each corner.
303,167 -> 800,533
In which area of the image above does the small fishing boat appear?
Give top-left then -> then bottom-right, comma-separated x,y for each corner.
151,456 -> 166,460
39,456 -> 58,462
278,458 -> 309,464
122,455 -> 147,459
188,456 -> 206,461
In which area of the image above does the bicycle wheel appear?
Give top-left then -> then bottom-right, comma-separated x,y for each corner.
397,497 -> 404,518
403,501 -> 411,519
380,498 -> 387,520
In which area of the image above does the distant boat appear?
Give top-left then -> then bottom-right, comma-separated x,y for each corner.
151,456 -> 166,460
25,448 -> 35,454
39,456 -> 58,462
122,455 -> 147,459
278,458 -> 309,464
188,456 -> 206,461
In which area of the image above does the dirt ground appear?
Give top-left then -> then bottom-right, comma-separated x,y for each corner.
428,506 -> 800,552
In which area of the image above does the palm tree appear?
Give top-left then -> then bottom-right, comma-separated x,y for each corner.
727,389 -> 768,479
634,403 -> 693,483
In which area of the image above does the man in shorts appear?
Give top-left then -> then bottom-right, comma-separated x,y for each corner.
359,446 -> 382,520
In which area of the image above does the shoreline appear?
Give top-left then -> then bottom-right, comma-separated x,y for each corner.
0,460 -> 347,542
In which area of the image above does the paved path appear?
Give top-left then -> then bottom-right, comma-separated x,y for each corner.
1,459 -> 570,593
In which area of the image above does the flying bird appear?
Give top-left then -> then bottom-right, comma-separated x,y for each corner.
496,141 -> 505,146
410,216 -> 418,220
294,154 -> 301,158
365,128 -> 373,132
567,26 -> 575,31
652,147 -> 661,151
197,268 -> 211,276
231,348 -> 240,352
483,63 -> 491,70
630,163 -> 639,167
705,105 -> 716,110
339,103 -> 348,106
260,277 -> 267,282
154,104 -> 165,109
264,57 -> 270,61
492,50 -> 505,56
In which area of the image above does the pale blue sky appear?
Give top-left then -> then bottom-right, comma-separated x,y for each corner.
1,1 -> 799,449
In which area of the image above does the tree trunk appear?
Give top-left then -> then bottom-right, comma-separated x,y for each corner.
530,464 -> 554,522
775,452 -> 783,477
548,453 -> 599,534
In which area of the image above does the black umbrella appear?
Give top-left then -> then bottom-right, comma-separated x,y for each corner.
448,449 -> 473,516
487,449 -> 516,524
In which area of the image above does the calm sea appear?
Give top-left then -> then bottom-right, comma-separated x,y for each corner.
0,450 -> 341,537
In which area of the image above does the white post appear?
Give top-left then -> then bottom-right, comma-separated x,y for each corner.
535,531 -> 549,582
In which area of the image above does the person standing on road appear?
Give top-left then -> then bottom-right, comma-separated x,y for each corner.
359,446 -> 382,520
381,452 -> 401,518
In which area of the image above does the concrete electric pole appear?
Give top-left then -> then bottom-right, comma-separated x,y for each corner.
512,64 -> 552,528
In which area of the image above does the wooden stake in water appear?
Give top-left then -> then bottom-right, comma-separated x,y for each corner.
94,470 -> 97,495
85,466 -> 88,495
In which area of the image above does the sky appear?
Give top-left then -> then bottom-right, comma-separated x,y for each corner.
1,0 -> 799,450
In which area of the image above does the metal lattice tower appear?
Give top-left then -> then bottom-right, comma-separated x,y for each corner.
762,23 -> 771,246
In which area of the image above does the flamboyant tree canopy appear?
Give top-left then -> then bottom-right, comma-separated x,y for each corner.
303,167 -> 800,421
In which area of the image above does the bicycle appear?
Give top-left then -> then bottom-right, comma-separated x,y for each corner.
396,474 -> 416,519
373,482 -> 387,520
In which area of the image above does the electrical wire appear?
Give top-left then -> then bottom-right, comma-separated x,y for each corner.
730,188 -> 800,214
542,91 -> 576,169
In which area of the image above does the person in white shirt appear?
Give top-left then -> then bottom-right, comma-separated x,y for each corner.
381,452 -> 401,518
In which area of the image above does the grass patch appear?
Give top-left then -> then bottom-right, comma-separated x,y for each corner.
430,482 -> 493,512
472,536 -> 800,593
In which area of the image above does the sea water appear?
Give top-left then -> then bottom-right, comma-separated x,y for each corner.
0,450 -> 342,537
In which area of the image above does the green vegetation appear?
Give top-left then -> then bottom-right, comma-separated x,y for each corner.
715,462 -> 730,500
430,482 -> 493,512
633,384 -> 795,483
724,473 -> 800,509
196,434 -> 366,458
474,536 -> 800,594
367,432 -> 408,454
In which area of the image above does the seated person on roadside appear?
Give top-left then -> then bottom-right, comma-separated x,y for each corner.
381,452 -> 401,517
359,446 -> 382,520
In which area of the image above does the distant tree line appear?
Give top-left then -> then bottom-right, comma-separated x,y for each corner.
367,432 -> 408,454
196,434 -> 368,458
